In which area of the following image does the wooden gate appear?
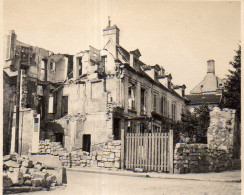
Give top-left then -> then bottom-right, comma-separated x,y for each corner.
124,130 -> 173,173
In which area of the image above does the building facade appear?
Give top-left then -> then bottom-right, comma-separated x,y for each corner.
186,60 -> 225,112
4,22 -> 187,154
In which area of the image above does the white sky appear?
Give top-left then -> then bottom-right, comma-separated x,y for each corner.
3,0 -> 240,93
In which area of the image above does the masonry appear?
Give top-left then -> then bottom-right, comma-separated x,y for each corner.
174,107 -> 240,174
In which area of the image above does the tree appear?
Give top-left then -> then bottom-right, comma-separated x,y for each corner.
173,105 -> 210,143
223,45 -> 241,119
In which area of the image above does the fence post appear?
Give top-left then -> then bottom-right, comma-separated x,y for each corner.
69,153 -> 72,168
121,128 -> 125,170
169,130 -> 174,174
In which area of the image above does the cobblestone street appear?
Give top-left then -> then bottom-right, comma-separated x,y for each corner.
21,171 -> 241,195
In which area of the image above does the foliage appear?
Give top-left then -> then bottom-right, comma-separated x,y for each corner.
222,45 -> 241,119
173,105 -> 211,143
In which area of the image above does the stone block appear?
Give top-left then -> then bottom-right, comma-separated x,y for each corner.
97,162 -> 104,167
20,167 -> 29,174
104,162 -> 114,168
115,152 -> 121,158
108,158 -> 114,162
23,174 -> 32,181
8,171 -> 24,186
112,140 -> 121,146
22,160 -> 34,168
31,178 -> 44,187
109,153 -> 115,158
91,160 -> 98,167
97,155 -> 102,161
102,158 -> 108,161
114,161 -> 120,168
3,155 -> 11,162
92,156 -> 96,160
3,175 -> 13,187
32,172 -> 48,180
23,179 -> 32,186
4,160 -> 20,168
115,146 -> 121,150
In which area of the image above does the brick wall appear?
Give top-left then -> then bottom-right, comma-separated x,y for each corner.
174,143 -> 240,174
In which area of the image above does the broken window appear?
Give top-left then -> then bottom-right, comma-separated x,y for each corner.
128,82 -> 136,110
99,56 -> 107,74
141,88 -> 146,114
50,62 -> 56,72
48,95 -> 54,113
77,57 -> 82,76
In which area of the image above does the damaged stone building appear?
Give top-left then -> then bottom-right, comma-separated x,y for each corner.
4,22 -> 187,155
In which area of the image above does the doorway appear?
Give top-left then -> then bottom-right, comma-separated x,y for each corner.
113,117 -> 121,140
83,134 -> 91,153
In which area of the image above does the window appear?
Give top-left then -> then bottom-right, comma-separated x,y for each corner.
128,82 -> 136,110
50,62 -> 56,71
141,88 -> 146,114
153,94 -> 158,112
99,56 -> 107,73
172,103 -> 176,122
48,95 -> 54,113
77,57 -> 82,76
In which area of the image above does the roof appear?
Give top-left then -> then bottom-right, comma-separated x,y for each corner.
186,94 -> 222,105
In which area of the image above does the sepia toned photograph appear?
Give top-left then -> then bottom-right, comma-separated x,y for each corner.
2,0 -> 241,194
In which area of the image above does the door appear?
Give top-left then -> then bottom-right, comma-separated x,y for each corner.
83,134 -> 91,153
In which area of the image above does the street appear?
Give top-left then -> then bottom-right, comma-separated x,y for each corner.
20,171 -> 241,195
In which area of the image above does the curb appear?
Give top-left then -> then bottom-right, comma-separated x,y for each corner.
66,168 -> 241,183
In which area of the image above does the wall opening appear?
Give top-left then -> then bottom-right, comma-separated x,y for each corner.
83,134 -> 91,153
113,117 -> 121,140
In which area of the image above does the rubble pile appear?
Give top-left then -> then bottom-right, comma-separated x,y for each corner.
3,153 -> 60,192
38,140 -> 122,169
174,143 -> 240,174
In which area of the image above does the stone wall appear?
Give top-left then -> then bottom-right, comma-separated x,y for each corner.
38,139 -> 121,169
207,107 -> 237,153
174,143 -> 240,174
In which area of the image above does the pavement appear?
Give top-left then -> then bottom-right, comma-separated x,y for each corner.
19,171 -> 241,195
66,166 -> 241,183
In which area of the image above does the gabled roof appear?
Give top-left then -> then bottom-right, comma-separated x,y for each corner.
103,24 -> 119,31
186,94 -> 222,105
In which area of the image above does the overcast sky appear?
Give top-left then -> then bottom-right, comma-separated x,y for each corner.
3,0 -> 240,93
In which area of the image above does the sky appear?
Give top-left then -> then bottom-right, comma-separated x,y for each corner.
3,0 -> 240,93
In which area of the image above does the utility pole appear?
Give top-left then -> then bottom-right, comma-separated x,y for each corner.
15,56 -> 21,154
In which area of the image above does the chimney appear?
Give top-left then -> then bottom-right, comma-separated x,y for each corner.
207,59 -> 215,74
103,18 -> 120,46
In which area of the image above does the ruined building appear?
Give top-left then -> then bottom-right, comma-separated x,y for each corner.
186,60 -> 225,112
4,22 -> 187,155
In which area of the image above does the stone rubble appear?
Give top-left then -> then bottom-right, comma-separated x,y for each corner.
3,152 -> 60,191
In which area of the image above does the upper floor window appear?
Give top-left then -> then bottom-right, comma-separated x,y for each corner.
50,62 -> 56,72
141,87 -> 146,114
128,82 -> 136,110
77,57 -> 82,76
172,102 -> 176,122
153,94 -> 158,113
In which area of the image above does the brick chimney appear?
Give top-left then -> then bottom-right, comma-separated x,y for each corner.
207,59 -> 215,75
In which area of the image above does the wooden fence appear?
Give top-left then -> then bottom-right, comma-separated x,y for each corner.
124,130 -> 173,173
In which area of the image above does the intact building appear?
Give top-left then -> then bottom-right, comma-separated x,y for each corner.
186,60 -> 225,112
4,21 -> 187,154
